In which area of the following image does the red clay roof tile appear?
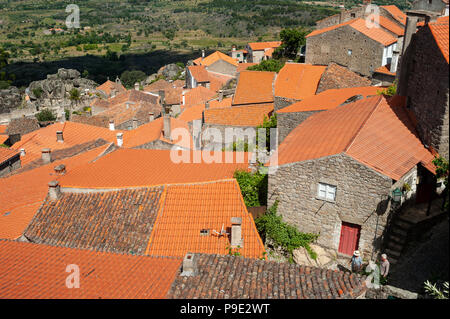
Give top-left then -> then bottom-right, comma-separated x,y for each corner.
204,103 -> 274,127
233,71 -> 275,105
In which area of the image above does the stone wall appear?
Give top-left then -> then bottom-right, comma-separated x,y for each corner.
0,153 -> 21,177
398,26 -> 449,159
268,153 -> 393,257
305,24 -> 385,77
274,96 -> 297,112
276,110 -> 320,143
207,60 -> 237,76
202,123 -> 257,150
133,139 -> 179,150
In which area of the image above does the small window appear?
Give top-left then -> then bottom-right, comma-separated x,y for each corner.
318,183 -> 337,201
351,13 -> 356,18
347,49 -> 352,56
237,53 -> 241,57
200,229 -> 210,236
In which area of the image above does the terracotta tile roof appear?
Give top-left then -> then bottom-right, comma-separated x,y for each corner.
248,41 -> 282,51
380,5 -> 406,25
307,18 -> 397,46
428,17 -> 449,64
237,63 -> 257,73
374,65 -> 396,76
207,71 -> 233,92
122,116 -> 191,149
146,180 -> 265,259
0,124 -> 7,134
172,80 -> 185,88
275,63 -> 326,100
106,90 -> 159,108
94,100 -> 162,127
209,97 -> 233,109
178,98 -> 233,123
0,240 -> 181,299
264,47 -> 275,57
184,86 -> 216,107
24,187 -> 164,255
5,117 -> 40,136
0,147 -> 19,165
167,254 -> 367,299
377,15 -> 405,36
188,65 -> 210,82
58,149 -> 250,189
0,144 -> 111,239
204,103 -> 274,127
96,80 -> 126,96
233,71 -> 275,105
10,121 -> 121,166
90,97 -> 110,109
143,79 -> 174,92
316,63 -> 372,93
0,135 -> 8,145
272,95 -> 435,180
70,114 -> 110,128
277,86 -> 381,113
194,51 -> 239,67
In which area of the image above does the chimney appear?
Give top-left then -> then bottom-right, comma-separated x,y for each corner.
56,131 -> 64,143
109,119 -> 115,131
218,90 -> 223,102
41,148 -> 51,164
163,113 -> 171,140
201,49 -> 205,58
182,91 -> 186,106
401,14 -> 421,55
205,101 -> 210,109
230,217 -> 243,247
132,118 -> 138,129
149,112 -> 154,122
159,90 -> 166,106
111,89 -> 117,98
116,132 -> 123,147
60,109 -> 66,123
48,180 -> 61,201
232,46 -> 236,52
125,102 -> 130,109
20,148 -> 26,157
134,82 -> 140,91
54,164 -> 66,176
181,253 -> 198,277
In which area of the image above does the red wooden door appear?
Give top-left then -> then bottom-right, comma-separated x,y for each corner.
338,222 -> 361,256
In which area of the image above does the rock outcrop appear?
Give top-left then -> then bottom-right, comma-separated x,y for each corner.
0,86 -> 22,114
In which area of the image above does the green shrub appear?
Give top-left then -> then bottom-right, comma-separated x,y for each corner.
32,87 -> 43,99
35,108 -> 56,122
255,201 -> 319,260
234,169 -> 268,207
247,59 -> 285,73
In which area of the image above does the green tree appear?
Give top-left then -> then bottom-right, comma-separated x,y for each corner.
432,156 -> 449,210
247,59 -> 285,73
234,169 -> 268,207
273,28 -> 308,59
120,70 -> 147,89
69,88 -> 81,104
0,48 -> 9,69
35,109 -> 56,122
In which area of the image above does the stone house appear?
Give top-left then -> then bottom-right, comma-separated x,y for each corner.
185,65 -> 233,92
305,18 -> 400,77
95,78 -> 126,99
0,148 -> 21,176
230,46 -> 248,63
245,41 -> 282,63
5,117 -> 40,145
90,88 -> 159,115
193,50 -> 238,76
316,62 -> 372,93
276,86 -> 380,143
397,16 -> 449,159
268,95 -> 435,259
412,0 -> 449,16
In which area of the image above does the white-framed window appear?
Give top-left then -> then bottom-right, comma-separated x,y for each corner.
318,183 -> 337,201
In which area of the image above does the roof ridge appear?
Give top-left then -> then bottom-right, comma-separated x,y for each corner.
344,95 -> 384,153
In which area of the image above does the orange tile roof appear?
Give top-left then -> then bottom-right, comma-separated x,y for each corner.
105,89 -> 159,108
248,41 -> 282,51
94,100 -> 161,126
209,97 -> 233,109
264,47 -> 275,57
429,17 -> 449,64
207,71 -> 233,92
380,5 -> 407,25
275,63 -> 327,100
233,71 -> 275,105
184,86 -> 217,107
59,149 -> 250,189
376,15 -> 405,36
96,80 -> 126,96
10,122 -> 120,166
194,51 -> 239,67
0,147 -> 18,165
272,95 -> 435,180
0,135 -> 8,145
122,117 -> 191,149
145,180 -> 265,259
0,124 -> 7,134
307,18 -> 397,46
0,144 -> 111,239
0,240 -> 181,299
143,79 -> 174,92
204,103 -> 274,127
277,86 -> 382,113
188,65 -> 210,82
374,65 -> 396,76
164,87 -> 184,105
237,63 -> 257,73
178,98 -> 233,123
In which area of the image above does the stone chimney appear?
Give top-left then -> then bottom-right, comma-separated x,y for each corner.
232,46 -> 236,52
56,131 -> 64,143
205,101 -> 210,110
182,91 -> 186,106
149,112 -> 154,122
54,164 -> 66,176
116,132 -> 123,147
159,90 -> 166,106
48,180 -> 61,201
181,253 -> 198,277
230,217 -> 243,247
109,119 -> 115,131
201,49 -> 205,58
218,90 -> 223,102
163,113 -> 171,140
132,118 -> 138,129
134,82 -> 140,91
20,148 -> 26,157
41,148 -> 51,164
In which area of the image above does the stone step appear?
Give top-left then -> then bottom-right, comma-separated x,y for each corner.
385,248 -> 401,258
386,241 -> 404,252
389,256 -> 398,264
393,219 -> 414,230
391,227 -> 408,237
388,234 -> 407,245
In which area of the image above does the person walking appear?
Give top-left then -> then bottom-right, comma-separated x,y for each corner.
380,254 -> 390,278
351,250 -> 363,273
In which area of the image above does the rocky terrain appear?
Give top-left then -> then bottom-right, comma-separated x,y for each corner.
0,86 -> 22,114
